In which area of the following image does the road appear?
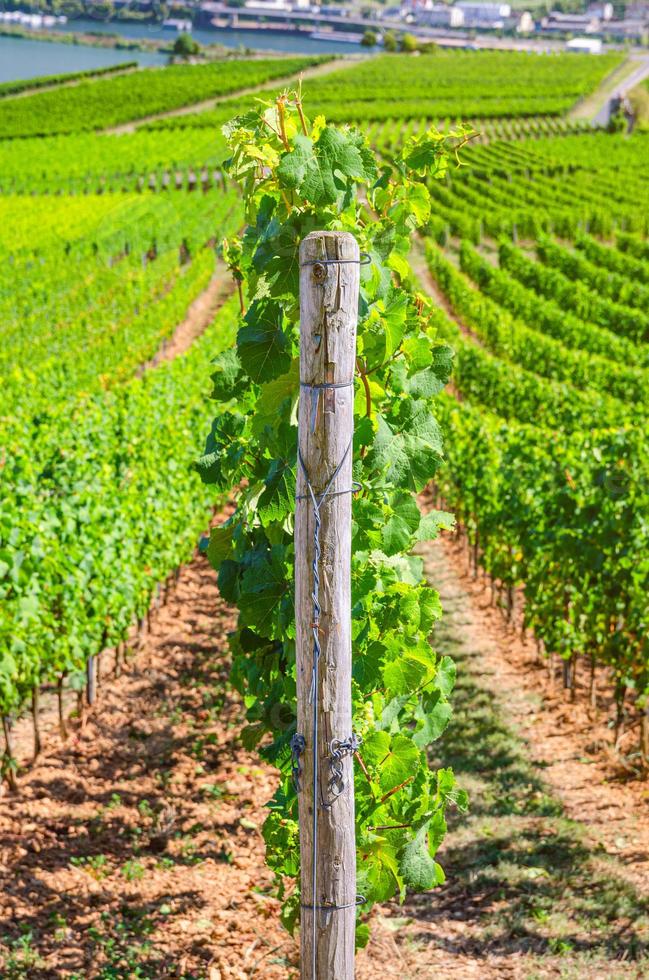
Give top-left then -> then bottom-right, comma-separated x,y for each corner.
594,52 -> 649,125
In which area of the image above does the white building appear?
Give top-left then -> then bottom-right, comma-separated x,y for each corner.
515,10 -> 534,31
455,2 -> 511,25
566,36 -> 603,51
417,4 -> 465,27
244,0 -> 292,9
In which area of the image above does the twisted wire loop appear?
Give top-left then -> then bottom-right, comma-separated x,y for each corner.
296,424 -> 360,980
290,733 -> 306,793
325,732 -> 363,805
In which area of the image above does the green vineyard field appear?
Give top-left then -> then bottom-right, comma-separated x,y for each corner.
1,42 -> 649,980
0,46 -> 648,819
0,50 -> 649,956
0,55 -> 324,137
416,130 -> 649,702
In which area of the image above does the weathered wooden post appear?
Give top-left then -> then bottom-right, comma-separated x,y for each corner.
294,231 -> 360,979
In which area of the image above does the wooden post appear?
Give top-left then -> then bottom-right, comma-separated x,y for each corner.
295,231 -> 359,980
2,715 -> 17,792
31,686 -> 41,761
86,655 -> 97,706
57,675 -> 68,740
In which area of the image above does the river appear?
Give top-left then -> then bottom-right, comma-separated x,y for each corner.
0,17 -> 366,83
0,35 -> 167,83
53,17 -> 367,54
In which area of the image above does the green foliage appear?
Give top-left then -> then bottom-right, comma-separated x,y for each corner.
0,127 -> 232,194
414,130 -> 649,711
400,33 -> 419,53
0,189 -> 244,719
196,91 -> 471,925
2,932 -> 45,980
270,51 -> 624,123
0,61 -> 137,99
172,33 -> 200,58
383,31 -> 398,52
0,56 -> 326,138
361,29 -> 377,47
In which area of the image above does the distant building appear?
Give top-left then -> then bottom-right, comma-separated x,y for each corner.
586,2 -> 613,21
416,3 -> 465,27
602,17 -> 648,39
626,2 -> 649,19
162,17 -> 193,30
566,35 -> 603,51
455,1 -> 511,18
513,10 -> 534,31
542,10 -> 600,32
243,0 -> 292,9
455,1 -> 511,27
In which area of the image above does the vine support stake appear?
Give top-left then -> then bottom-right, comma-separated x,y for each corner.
86,654 -> 97,707
2,715 -> 17,792
295,230 -> 360,980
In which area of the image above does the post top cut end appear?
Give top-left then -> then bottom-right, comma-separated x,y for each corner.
301,231 -> 358,242
300,231 -> 360,263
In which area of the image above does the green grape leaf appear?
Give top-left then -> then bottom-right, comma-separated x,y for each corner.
434,656 -> 457,698
391,492 -> 422,532
383,656 -> 427,697
403,335 -> 433,372
355,923 -> 371,950
362,729 -> 391,768
277,128 -> 377,206
419,588 -> 443,633
399,822 -> 445,890
251,360 -> 299,438
379,733 -> 420,792
239,548 -> 290,637
379,694 -> 411,731
358,839 -> 401,902
209,348 -> 246,402
237,300 -> 291,383
413,694 -> 452,749
415,511 -> 455,542
352,640 -> 384,688
381,515 -> 413,556
206,525 -> 234,569
366,402 -> 444,492
217,560 -> 240,604
257,457 -> 296,523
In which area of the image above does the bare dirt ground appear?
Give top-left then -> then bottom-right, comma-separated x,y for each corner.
140,263 -> 233,371
437,530 -> 649,896
0,548 -> 295,980
2,522 -> 649,978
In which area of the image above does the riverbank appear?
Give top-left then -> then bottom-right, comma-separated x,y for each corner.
3,16 -> 373,57
0,23 -> 231,56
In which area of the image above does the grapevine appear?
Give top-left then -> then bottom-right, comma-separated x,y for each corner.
196,90 -> 471,932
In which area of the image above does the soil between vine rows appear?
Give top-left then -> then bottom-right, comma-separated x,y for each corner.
1,528 -> 649,978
